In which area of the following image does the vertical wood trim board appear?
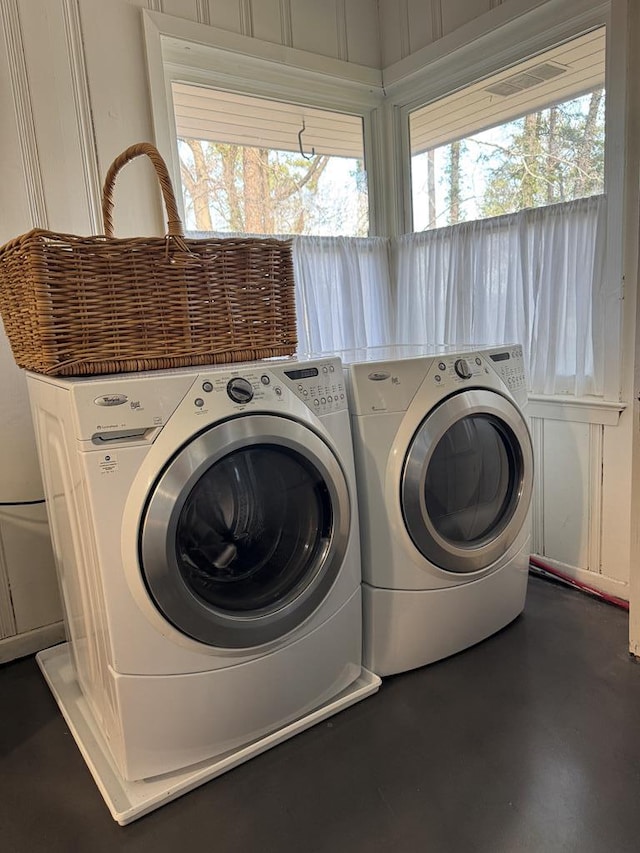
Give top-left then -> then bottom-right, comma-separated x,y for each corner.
0,0 -> 48,229
336,0 -> 348,62
431,0 -> 443,42
0,529 -> 17,640
530,416 -> 545,555
196,0 -> 211,26
588,422 -> 604,573
240,0 -> 253,38
62,0 -> 102,234
399,0 -> 410,59
280,0 -> 292,47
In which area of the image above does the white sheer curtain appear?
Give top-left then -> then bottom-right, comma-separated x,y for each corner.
292,236 -> 393,355
394,195 -> 607,396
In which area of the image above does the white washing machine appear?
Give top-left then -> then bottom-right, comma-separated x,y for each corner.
341,344 -> 534,677
27,356 -> 369,785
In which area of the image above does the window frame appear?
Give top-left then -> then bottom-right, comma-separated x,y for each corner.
383,0 -> 623,402
142,9 -> 386,237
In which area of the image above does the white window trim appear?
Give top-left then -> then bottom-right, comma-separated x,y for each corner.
142,10 -> 387,236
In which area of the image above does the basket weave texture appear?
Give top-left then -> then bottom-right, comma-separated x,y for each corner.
0,142 -> 297,376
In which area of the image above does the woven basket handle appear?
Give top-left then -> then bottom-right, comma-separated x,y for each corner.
101,142 -> 184,238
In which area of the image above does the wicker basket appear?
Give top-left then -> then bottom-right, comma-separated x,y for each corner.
0,142 -> 297,376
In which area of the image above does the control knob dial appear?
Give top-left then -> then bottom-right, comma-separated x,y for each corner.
454,358 -> 472,380
227,377 -> 254,404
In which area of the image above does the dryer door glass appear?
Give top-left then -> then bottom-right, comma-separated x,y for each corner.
140,414 -> 351,648
175,444 -> 331,613
402,389 -> 533,573
424,415 -> 515,545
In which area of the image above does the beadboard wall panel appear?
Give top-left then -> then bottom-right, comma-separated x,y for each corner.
17,0 -> 97,236
289,0 -> 341,62
601,408 -> 635,585
1,504 -> 60,634
441,0 -> 494,39
407,0 -> 437,55
250,0 -> 286,46
541,419 -> 591,570
80,0 -> 162,240
530,408 -> 629,599
148,0 -> 382,66
378,0 -> 550,67
344,0 -> 380,67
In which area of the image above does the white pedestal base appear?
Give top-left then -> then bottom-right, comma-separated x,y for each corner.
37,643 -> 381,825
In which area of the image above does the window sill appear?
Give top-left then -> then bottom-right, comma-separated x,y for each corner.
527,395 -> 626,426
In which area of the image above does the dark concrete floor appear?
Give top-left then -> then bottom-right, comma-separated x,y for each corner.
2,575 -> 640,853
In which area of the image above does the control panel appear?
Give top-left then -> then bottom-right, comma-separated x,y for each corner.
430,346 -> 526,392
280,359 -> 347,415
486,345 -> 527,392
188,358 -> 347,417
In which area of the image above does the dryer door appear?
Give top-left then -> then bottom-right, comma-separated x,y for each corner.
140,414 -> 350,648
401,389 -> 533,573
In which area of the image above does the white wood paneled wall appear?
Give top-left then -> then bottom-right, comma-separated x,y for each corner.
132,0 -> 382,67
530,413 -> 629,600
377,0 -> 547,66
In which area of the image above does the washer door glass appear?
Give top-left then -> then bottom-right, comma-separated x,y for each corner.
140,415 -> 350,648
402,390 -> 533,573
176,445 -> 331,612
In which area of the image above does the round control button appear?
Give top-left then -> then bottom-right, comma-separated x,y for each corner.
261,375 -> 270,385
202,381 -> 213,393
327,395 -> 333,402
275,387 -> 282,396
322,366 -> 328,373
195,397 -> 204,408
475,357 -> 482,365
435,375 -> 442,383
314,399 -> 320,406
303,389 -> 308,396
329,364 -> 335,372
438,362 -> 446,371
321,397 -> 326,404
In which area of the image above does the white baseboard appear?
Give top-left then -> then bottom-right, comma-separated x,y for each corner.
0,622 -> 66,664
531,555 -> 629,602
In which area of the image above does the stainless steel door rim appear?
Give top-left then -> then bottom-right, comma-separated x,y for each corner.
140,414 -> 350,648
401,389 -> 534,573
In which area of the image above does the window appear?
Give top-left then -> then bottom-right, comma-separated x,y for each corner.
172,84 -> 369,237
409,28 -> 605,230
396,27 -> 609,396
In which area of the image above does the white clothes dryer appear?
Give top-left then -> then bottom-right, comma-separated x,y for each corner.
341,344 -> 534,677
27,356 -> 366,782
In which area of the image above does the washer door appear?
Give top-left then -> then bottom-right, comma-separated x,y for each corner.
140,415 -> 350,648
401,389 -> 533,573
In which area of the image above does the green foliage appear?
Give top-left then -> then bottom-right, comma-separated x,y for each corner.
411,87 -> 605,230
478,88 -> 605,218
